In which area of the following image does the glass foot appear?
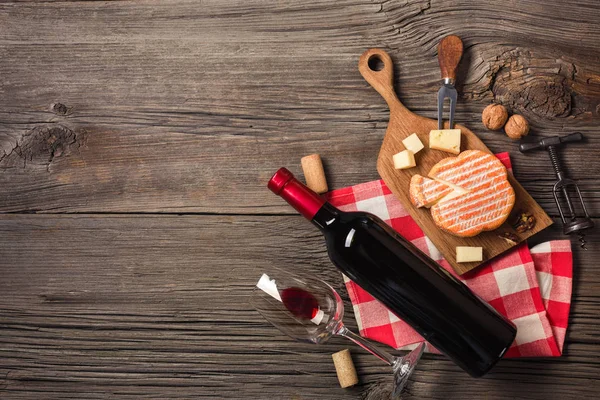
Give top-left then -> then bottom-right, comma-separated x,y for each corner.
391,342 -> 426,399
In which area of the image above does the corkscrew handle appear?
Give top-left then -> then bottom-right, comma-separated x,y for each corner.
519,132 -> 584,153
560,132 -> 584,144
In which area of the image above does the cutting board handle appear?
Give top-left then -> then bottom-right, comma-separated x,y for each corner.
358,49 -> 407,112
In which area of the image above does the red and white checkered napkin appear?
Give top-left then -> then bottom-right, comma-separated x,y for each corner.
325,153 -> 573,357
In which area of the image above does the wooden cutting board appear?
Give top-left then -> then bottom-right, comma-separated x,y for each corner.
358,48 -> 553,275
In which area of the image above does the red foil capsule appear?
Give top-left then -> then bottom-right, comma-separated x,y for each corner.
268,168 -> 325,220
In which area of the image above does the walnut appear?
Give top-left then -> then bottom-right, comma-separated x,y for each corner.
498,232 -> 519,245
513,211 -> 536,233
505,115 -> 529,140
482,104 -> 508,130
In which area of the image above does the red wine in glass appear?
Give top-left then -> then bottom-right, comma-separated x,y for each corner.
281,287 -> 320,321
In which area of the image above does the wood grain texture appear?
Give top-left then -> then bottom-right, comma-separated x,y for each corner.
0,214 -> 599,399
359,48 -> 553,274
0,0 -> 599,215
1,0 -> 600,398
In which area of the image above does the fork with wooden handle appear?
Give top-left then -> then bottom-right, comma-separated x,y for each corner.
437,35 -> 463,129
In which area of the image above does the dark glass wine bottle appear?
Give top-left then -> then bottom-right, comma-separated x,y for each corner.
268,168 -> 516,377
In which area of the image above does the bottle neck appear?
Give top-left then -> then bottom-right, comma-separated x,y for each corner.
311,203 -> 340,231
268,168 -> 327,220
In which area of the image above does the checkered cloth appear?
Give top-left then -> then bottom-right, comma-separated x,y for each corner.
325,153 -> 572,357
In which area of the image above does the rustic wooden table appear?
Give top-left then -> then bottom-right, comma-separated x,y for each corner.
1,1 -> 599,399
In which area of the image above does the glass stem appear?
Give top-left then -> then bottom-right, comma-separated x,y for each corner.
336,324 -> 396,366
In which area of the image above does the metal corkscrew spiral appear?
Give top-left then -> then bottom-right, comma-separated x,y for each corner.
519,132 -> 594,248
547,146 -> 561,174
578,233 -> 587,250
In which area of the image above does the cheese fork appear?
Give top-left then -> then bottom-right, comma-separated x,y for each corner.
437,35 -> 463,129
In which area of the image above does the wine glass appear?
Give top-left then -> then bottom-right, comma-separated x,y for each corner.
252,267 -> 425,398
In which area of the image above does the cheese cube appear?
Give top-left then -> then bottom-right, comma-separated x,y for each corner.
402,133 -> 424,154
456,246 -> 483,263
393,150 -> 416,170
429,129 -> 461,154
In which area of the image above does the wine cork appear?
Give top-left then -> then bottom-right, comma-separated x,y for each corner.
332,349 -> 358,388
301,154 -> 328,194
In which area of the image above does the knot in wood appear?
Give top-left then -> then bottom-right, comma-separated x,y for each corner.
489,51 -> 573,119
0,125 -> 79,169
361,382 -> 393,400
51,103 -> 69,115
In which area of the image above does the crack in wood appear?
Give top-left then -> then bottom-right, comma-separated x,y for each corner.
490,50 -> 574,118
0,125 -> 84,171
463,47 -> 599,124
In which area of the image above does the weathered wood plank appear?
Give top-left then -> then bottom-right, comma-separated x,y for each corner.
1,0 -> 599,214
0,214 -> 598,399
1,1 -> 600,399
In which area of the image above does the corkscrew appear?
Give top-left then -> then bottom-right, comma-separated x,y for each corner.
519,132 -> 594,249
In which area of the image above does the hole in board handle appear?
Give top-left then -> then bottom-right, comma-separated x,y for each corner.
367,55 -> 384,71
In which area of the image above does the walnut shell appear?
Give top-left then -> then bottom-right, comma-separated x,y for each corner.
482,104 -> 508,130
505,115 -> 529,140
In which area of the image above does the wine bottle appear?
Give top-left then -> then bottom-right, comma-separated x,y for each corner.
268,168 -> 516,377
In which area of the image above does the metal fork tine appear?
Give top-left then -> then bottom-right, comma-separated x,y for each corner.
438,86 -> 457,130
449,96 -> 455,130
437,88 -> 445,130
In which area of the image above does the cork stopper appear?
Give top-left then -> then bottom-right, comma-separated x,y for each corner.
301,154 -> 328,194
331,349 -> 359,388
